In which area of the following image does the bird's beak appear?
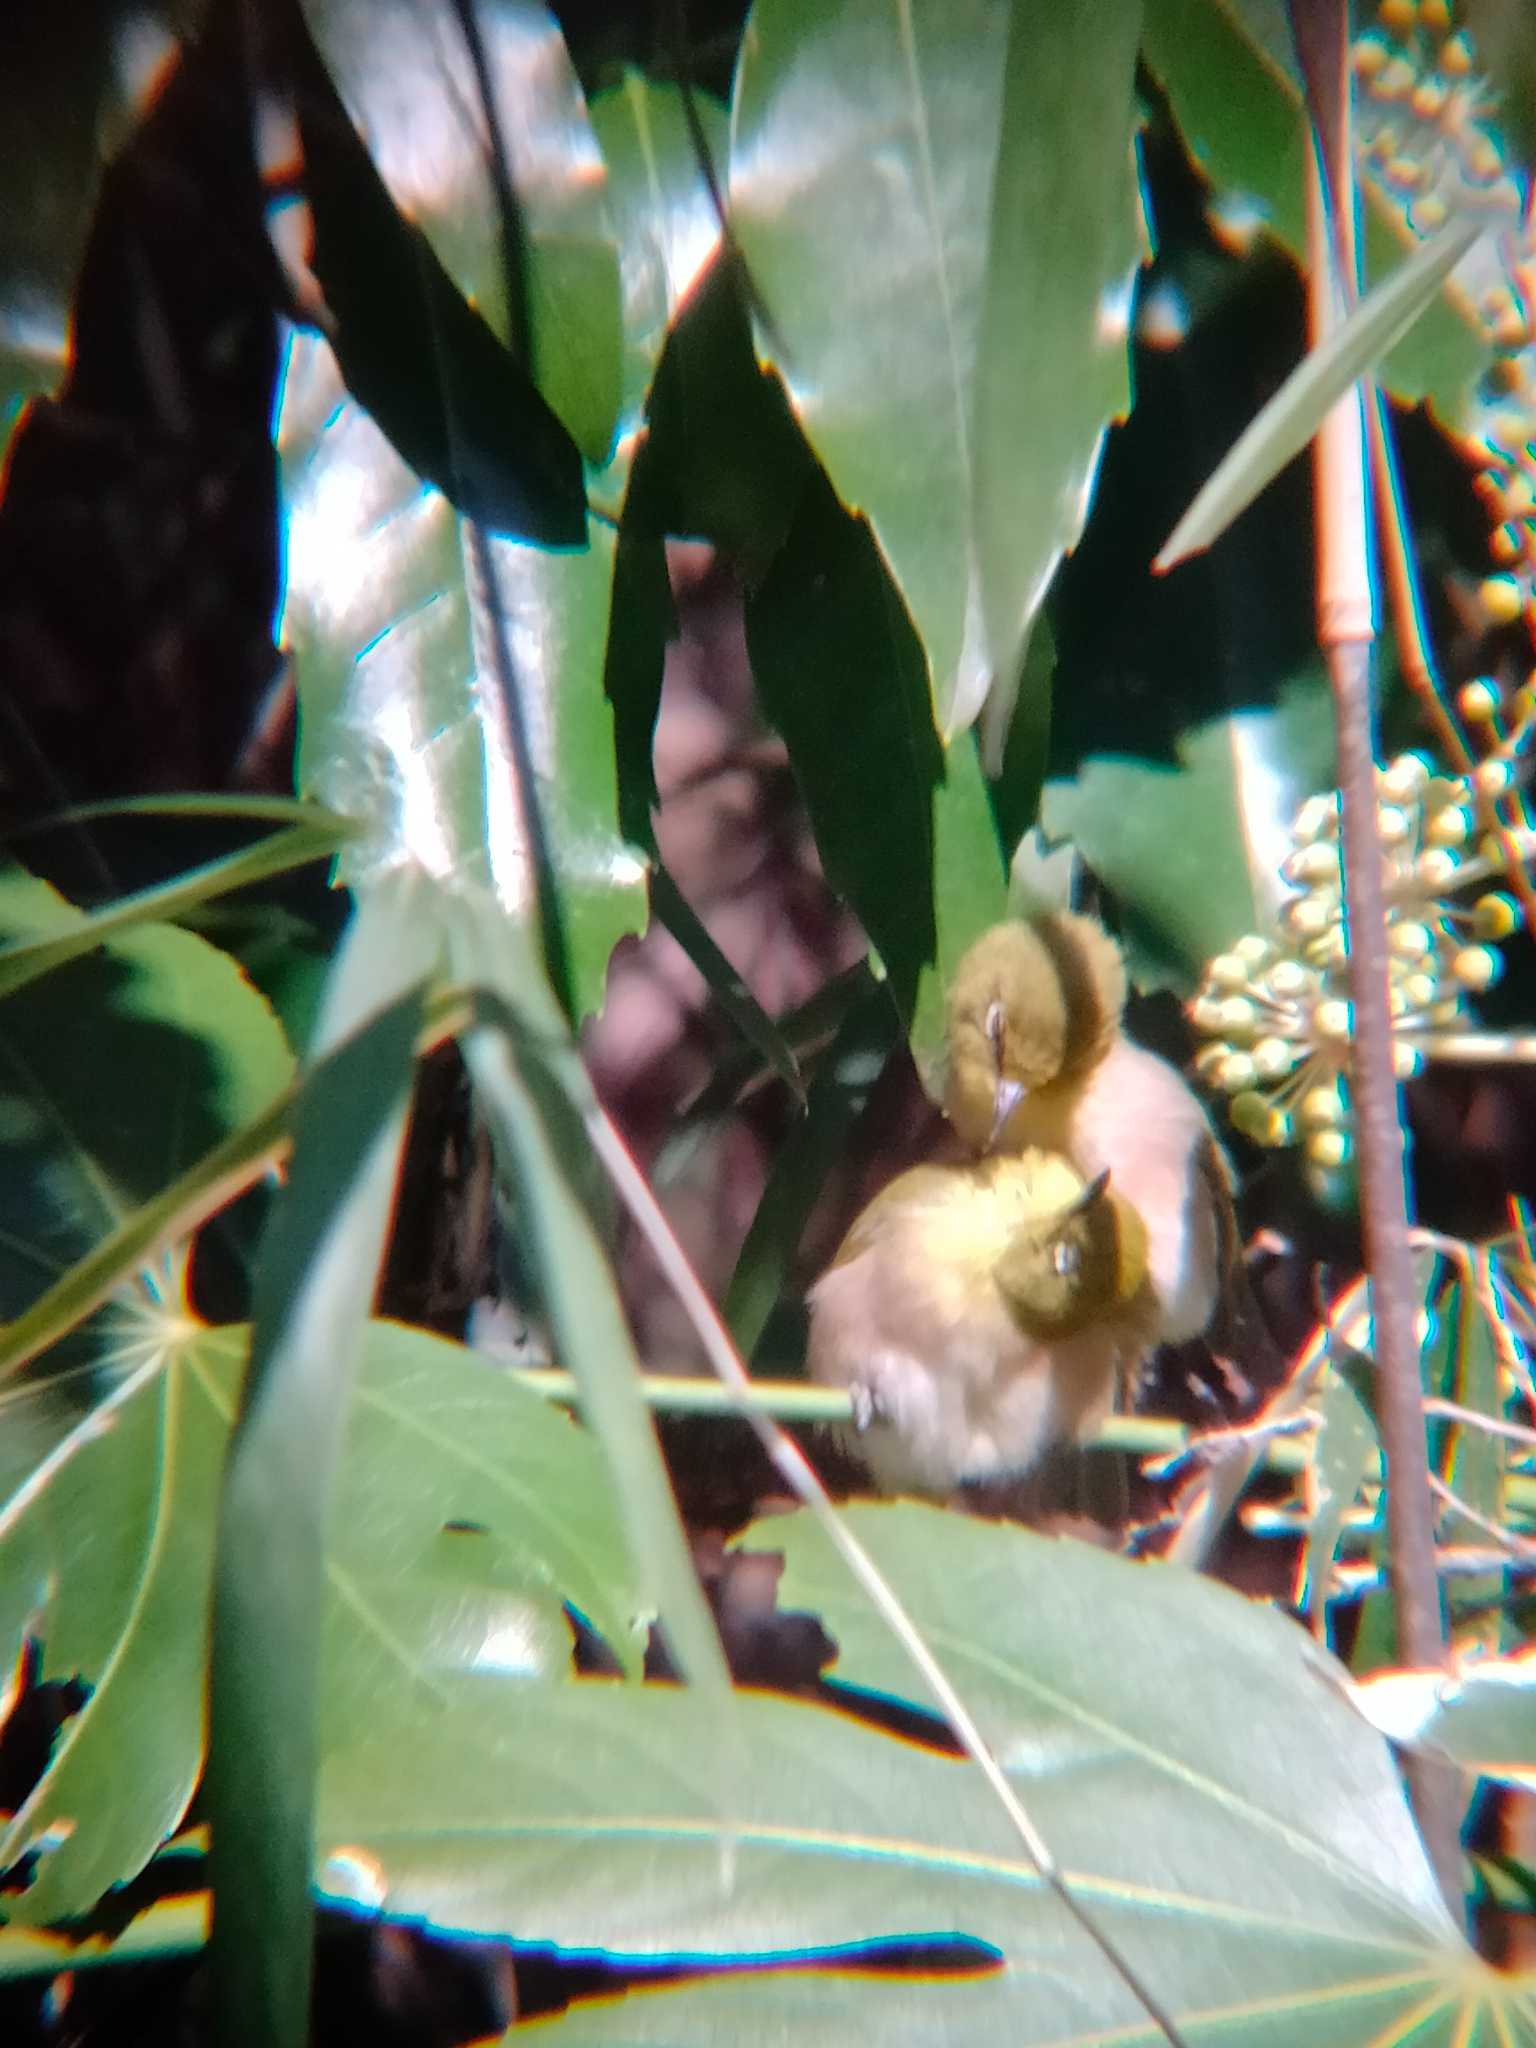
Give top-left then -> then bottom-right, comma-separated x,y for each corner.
1067,1169 -> 1112,1217
988,1078 -> 1027,1149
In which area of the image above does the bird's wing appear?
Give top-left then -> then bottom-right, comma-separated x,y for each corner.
826,1164 -> 961,1270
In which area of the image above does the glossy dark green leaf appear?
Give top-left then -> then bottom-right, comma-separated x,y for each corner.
0,864 -> 294,1335
284,0 -> 601,529
724,978 -> 894,1358
276,330 -> 646,1024
621,248 -> 813,573
1140,0 -> 1489,424
589,73 -> 727,468
0,5 -> 176,433
731,0 -> 1143,736
589,75 -> 728,852
743,470 -> 937,984
0,1312 -> 642,1928
1039,666 -> 1337,991
299,0 -> 621,466
969,3 -> 1142,747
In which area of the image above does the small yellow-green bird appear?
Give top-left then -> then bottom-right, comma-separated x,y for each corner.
943,913 -> 1232,1348
805,1150 -> 1157,1492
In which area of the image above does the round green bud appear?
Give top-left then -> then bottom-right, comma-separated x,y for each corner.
1453,944 -> 1502,991
1423,807 -> 1471,849
1306,1128 -> 1351,1169
1473,892 -> 1520,941
1388,921 -> 1432,960
1216,1051 -> 1258,1093
1301,1082 -> 1347,1129
1251,1035 -> 1298,1080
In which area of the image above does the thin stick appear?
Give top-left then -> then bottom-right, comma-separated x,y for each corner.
1298,4 -> 1461,1911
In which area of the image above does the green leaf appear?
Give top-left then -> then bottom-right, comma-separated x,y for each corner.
444,886 -> 729,1704
1140,0 -> 1489,424
1039,665 -> 1337,990
0,1314 -> 644,1927
1303,1365 -> 1379,1630
299,0 -> 622,465
589,73 -> 727,466
285,0 -> 597,522
915,728 -> 1011,1072
322,1317 -> 647,1713
0,865 -> 295,1336
746,465 -> 1005,1052
649,867 -> 805,1106
532,1961 -> 1533,2046
1361,1653 -> 1536,1790
0,819 -> 348,1004
306,1505 -> 1522,2042
968,2 -> 1142,748
620,247 -> 813,574
1157,215 -> 1483,570
0,1322 -> 239,1926
731,0 -> 1142,736
0,6 -> 176,433
276,328 -> 646,1024
208,872 -> 435,2048
724,977 -> 895,1358
1461,0 -> 1536,173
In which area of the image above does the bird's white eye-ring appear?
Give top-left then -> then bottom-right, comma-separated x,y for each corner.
1052,1240 -> 1080,1279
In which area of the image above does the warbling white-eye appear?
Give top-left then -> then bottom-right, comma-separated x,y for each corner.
944,913 -> 1234,1348
806,1150 -> 1156,1492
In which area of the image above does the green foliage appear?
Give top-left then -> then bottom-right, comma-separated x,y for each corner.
4,1 -> 1536,2042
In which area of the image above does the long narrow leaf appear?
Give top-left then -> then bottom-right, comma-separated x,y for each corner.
445,886 -> 728,1704
1157,215 -> 1482,569
208,873 -> 437,2048
0,822 -> 348,1002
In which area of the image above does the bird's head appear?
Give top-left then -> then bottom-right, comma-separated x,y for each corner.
992,1166 -> 1149,1336
943,914 -> 1127,1151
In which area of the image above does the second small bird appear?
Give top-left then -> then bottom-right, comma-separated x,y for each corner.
944,912 -> 1232,1349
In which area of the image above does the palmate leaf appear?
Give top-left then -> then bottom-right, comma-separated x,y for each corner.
0,1317 -> 641,1929
1356,1652 -> 1536,1791
1039,667 -> 1338,991
730,0 -> 1143,741
0,863 -> 294,1355
307,1504 -> 1535,2044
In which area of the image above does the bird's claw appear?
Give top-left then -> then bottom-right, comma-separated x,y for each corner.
849,1381 -> 887,1435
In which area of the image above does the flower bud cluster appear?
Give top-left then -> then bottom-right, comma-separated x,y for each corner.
1190,755 -> 1513,1174
1354,2 -> 1536,642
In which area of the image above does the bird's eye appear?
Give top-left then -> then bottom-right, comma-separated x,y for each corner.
985,999 -> 1006,1065
1052,1240 -> 1080,1279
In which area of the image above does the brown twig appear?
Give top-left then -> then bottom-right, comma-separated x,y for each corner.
1294,0 -> 1462,1914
